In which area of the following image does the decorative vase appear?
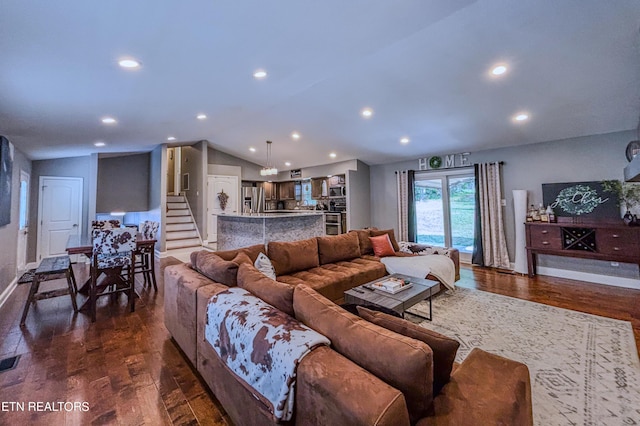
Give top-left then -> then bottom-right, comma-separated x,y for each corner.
512,190 -> 528,274
623,210 -> 633,225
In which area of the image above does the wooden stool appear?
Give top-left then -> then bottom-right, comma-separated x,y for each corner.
20,256 -> 78,326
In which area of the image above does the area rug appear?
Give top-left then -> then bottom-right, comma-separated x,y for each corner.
407,287 -> 640,426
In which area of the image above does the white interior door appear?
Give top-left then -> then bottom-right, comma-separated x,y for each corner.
207,175 -> 238,243
16,170 -> 30,270
37,176 -> 83,261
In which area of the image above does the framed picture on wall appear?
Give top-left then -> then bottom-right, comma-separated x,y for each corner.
182,173 -> 190,191
542,181 -> 620,219
0,136 -> 14,227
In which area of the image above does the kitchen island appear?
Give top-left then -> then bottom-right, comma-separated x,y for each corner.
216,212 -> 325,250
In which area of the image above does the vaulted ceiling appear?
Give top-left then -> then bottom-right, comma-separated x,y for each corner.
1,1 -> 639,169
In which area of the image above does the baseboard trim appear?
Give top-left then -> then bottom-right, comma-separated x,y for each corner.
536,266 -> 640,290
0,276 -> 18,310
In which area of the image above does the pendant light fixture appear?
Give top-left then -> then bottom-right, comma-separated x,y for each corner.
260,140 -> 278,176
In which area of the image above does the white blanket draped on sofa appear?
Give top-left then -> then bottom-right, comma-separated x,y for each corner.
382,251 -> 456,291
205,288 -> 330,421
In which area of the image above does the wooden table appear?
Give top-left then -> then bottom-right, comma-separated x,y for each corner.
344,273 -> 440,320
66,233 -> 156,295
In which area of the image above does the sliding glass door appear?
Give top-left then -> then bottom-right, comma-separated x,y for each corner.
414,169 -> 475,261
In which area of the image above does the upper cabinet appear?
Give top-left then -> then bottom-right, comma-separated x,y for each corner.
264,181 -> 276,200
328,174 -> 345,187
278,181 -> 295,200
311,178 -> 327,199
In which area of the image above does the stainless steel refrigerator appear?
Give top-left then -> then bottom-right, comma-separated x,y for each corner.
242,187 -> 264,213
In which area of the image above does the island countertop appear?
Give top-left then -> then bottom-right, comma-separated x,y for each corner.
216,212 -> 325,250
216,211 -> 323,219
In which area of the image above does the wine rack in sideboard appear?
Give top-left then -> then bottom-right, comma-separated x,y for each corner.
524,222 -> 640,277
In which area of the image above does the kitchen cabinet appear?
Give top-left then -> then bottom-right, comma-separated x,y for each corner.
311,178 -> 327,199
264,182 -> 276,200
278,181 -> 295,200
329,174 -> 345,186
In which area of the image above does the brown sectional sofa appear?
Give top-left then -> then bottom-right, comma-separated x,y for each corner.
164,231 -> 532,425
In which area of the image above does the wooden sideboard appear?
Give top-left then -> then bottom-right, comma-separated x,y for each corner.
525,221 -> 640,277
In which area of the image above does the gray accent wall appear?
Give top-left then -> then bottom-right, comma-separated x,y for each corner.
96,153 -> 150,213
208,147 -> 263,180
370,130 -> 637,279
28,156 -> 92,263
0,146 -> 31,297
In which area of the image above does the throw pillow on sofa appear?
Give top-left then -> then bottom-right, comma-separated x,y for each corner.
370,229 -> 400,252
369,234 -> 396,257
254,252 -> 276,280
192,252 -> 241,286
317,232 -> 361,265
268,237 -> 319,276
349,229 -> 374,255
357,306 -> 460,395
293,284 -> 434,423
237,263 -> 295,317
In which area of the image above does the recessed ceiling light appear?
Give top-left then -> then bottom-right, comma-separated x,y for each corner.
118,58 -> 141,69
491,64 -> 507,76
285,162 -> 291,167
196,114 -> 207,120
253,69 -> 267,79
291,132 -> 300,140
94,141 -> 106,147
361,108 -> 373,118
249,147 -> 256,152
513,113 -> 529,122
400,137 -> 410,144
101,117 -> 117,124
329,152 -> 337,158
167,136 -> 176,141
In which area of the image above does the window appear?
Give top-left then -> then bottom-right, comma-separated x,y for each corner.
414,169 -> 475,261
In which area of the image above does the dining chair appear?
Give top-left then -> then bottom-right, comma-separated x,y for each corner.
90,227 -> 137,322
134,221 -> 160,291
91,219 -> 122,230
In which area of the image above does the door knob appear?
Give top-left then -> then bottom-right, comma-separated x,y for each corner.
73,224 -> 78,227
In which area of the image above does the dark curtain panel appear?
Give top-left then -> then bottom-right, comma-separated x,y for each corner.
407,170 -> 416,242
472,163 -> 484,266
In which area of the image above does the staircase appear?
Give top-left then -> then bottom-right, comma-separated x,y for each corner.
166,195 -> 202,250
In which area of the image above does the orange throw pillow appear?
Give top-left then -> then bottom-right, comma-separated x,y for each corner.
369,234 -> 396,257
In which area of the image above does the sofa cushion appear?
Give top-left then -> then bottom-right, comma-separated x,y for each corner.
370,234 -> 396,257
357,306 -> 460,395
268,237 -> 319,276
370,229 -> 400,252
277,258 -> 387,303
317,232 -> 361,265
214,244 -> 267,262
237,263 -> 295,316
192,252 -> 240,286
293,284 -> 434,423
349,229 -> 373,255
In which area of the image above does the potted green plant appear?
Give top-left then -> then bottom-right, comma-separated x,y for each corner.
602,180 -> 640,224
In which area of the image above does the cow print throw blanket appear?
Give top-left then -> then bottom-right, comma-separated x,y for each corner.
205,288 -> 330,421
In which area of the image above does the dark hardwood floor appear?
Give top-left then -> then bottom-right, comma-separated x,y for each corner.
1,259 -> 639,425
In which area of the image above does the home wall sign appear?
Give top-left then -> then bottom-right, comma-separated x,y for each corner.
418,152 -> 470,171
542,181 -> 620,218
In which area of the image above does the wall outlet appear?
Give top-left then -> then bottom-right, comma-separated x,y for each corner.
501,199 -> 506,206
611,262 -> 620,267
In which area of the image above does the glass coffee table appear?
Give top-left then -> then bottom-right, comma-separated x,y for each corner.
344,273 -> 440,320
